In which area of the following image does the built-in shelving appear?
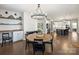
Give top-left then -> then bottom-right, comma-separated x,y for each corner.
0,24 -> 22,25
0,18 -> 23,31
0,18 -> 22,25
0,29 -> 23,32
0,9 -> 23,31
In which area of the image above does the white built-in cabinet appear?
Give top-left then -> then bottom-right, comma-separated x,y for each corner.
13,31 -> 23,42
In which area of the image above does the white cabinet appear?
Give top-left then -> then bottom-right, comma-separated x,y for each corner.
13,31 -> 23,42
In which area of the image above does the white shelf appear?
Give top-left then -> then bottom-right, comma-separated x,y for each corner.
0,18 -> 22,25
0,18 -> 22,20
0,18 -> 23,31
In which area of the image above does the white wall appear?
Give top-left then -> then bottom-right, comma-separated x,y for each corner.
23,12 -> 37,34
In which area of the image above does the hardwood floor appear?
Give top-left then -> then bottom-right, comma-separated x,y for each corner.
0,40 -> 25,55
0,31 -> 79,55
53,31 -> 79,55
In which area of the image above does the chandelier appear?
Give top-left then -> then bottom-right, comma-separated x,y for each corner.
31,4 -> 47,20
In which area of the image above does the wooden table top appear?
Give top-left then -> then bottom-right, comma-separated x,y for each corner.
26,33 -> 52,42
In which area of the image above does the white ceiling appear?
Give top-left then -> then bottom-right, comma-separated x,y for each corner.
0,4 -> 79,20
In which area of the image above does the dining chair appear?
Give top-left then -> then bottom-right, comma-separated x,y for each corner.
25,33 -> 29,49
50,33 -> 53,51
1,33 -> 13,47
25,34 -> 33,49
33,39 -> 45,54
45,33 -> 53,51
45,39 -> 53,51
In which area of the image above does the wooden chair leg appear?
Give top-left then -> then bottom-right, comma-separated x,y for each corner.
11,39 -> 13,43
51,43 -> 53,51
33,51 -> 35,54
1,42 -> 3,47
4,40 -> 6,44
9,40 -> 11,44
42,51 -> 44,55
9,39 -> 13,45
25,42 -> 29,49
25,42 -> 27,49
28,43 -> 30,48
10,40 -> 12,43
1,40 -> 4,47
25,40 -> 28,49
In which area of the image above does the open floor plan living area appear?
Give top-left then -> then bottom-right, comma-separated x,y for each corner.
0,4 -> 79,55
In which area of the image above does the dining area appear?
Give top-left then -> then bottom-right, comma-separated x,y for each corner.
0,1 -> 79,59
0,4 -> 79,55
25,32 -> 53,54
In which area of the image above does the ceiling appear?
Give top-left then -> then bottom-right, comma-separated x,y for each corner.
0,4 -> 79,20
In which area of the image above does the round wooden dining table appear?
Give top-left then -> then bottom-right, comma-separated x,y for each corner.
26,33 -> 52,42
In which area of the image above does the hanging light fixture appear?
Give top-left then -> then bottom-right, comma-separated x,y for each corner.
31,4 -> 47,20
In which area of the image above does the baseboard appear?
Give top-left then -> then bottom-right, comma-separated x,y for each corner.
13,39 -> 24,43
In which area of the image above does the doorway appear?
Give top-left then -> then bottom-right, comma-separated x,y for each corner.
71,20 -> 78,32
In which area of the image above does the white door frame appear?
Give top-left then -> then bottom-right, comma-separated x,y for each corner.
70,19 -> 78,33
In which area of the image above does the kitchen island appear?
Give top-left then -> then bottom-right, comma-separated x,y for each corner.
56,28 -> 69,35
